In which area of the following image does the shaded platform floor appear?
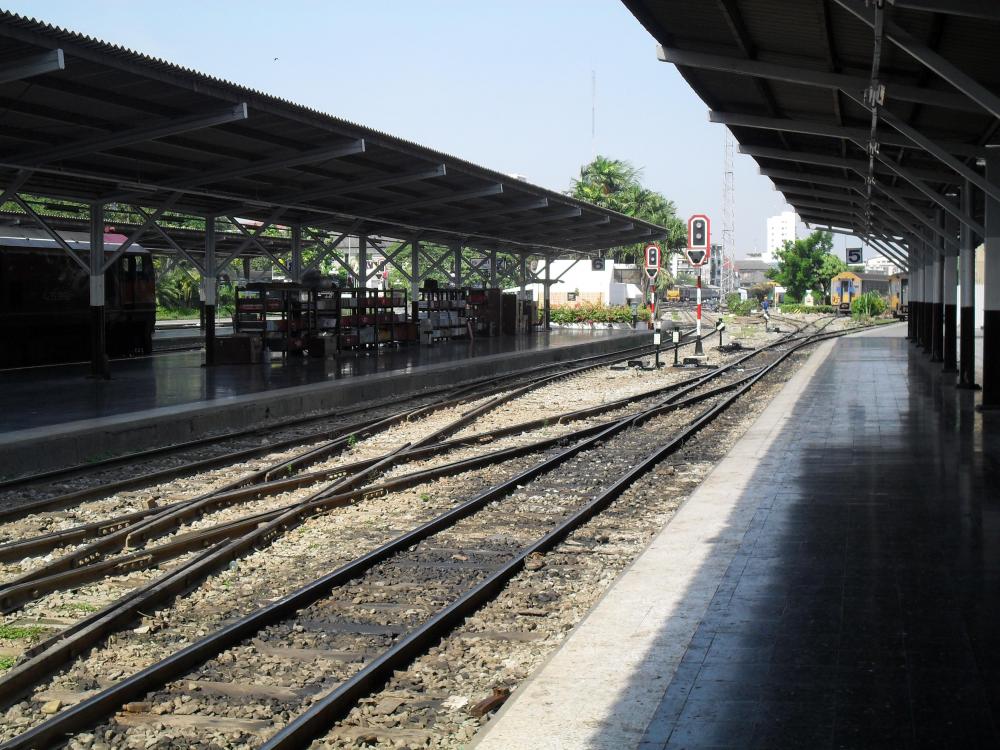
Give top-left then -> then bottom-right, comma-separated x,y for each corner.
475,325 -> 999,750
0,328 -> 638,434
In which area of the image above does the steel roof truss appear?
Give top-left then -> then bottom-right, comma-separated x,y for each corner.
779,186 -> 862,206
14,103 -> 250,167
368,184 -> 503,217
138,204 -> 207,275
870,104 -> 1000,202
833,0 -> 1000,119
886,0 -> 1000,21
874,155 -> 985,234
710,111 -> 983,159
738,145 -> 956,184
367,240 -> 412,281
441,198 -> 548,224
100,195 -> 181,273
0,48 -> 64,85
300,222 -> 361,275
657,46 -> 978,112
10,193 -> 89,273
225,213 -> 290,276
106,140 -> 368,203
283,164 -> 446,205
873,183 -> 958,245
218,209 -> 289,270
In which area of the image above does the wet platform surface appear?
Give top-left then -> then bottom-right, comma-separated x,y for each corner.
475,325 -> 998,750
640,330 -> 998,749
0,329 -> 635,433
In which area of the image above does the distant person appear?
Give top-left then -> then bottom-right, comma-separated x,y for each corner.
761,298 -> 769,315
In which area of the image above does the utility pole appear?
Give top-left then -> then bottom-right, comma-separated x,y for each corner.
721,130 -> 736,295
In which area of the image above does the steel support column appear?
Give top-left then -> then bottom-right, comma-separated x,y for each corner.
410,240 -> 420,304
358,235 -> 368,288
983,149 -> 1000,409
908,242 -> 920,341
290,224 -> 303,283
943,209 -> 959,373
489,250 -> 498,289
931,211 -> 945,363
921,237 -> 934,352
89,202 -> 109,379
543,255 -> 551,330
453,244 -> 462,287
959,180 -> 981,389
203,217 -> 217,367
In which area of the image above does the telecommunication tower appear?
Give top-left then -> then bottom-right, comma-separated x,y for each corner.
721,129 -> 737,294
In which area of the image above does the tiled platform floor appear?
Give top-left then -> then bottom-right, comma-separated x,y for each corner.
0,329 -> 636,432
641,330 -> 998,749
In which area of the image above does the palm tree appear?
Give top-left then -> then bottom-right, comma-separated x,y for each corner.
571,156 -> 642,199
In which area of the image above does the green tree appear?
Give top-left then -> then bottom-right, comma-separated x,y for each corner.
569,155 -> 685,259
769,230 -> 842,302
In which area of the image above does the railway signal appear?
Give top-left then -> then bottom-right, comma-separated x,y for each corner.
644,243 -> 660,280
645,243 -> 663,362
686,215 -> 711,267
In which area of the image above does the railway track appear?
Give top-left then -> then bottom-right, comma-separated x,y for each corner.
0,332 -> 730,677
0,315 -> 873,749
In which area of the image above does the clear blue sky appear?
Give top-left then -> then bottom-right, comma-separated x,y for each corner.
8,0 -> 855,258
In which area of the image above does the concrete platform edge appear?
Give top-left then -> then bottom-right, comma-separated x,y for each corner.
0,333 -> 645,475
472,336 -> 839,750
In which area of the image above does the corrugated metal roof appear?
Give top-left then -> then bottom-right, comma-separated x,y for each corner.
0,11 -> 666,256
623,0 -> 999,260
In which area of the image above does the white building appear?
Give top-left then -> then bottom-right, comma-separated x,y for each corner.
865,255 -> 899,275
519,258 -> 642,306
766,210 -> 799,258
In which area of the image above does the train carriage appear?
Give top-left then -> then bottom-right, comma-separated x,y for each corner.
0,229 -> 156,367
888,272 -> 909,319
830,271 -> 889,315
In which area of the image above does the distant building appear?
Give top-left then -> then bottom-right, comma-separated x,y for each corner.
865,255 -> 899,276
734,258 -> 775,289
521,258 -> 641,306
670,245 -> 721,287
766,210 -> 799,257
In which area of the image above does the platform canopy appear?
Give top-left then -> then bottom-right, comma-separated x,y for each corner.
624,0 -> 1000,270
0,11 -> 664,257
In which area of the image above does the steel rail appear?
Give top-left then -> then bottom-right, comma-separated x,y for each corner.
0,339 -> 691,584
265,326 -> 857,749
0,321 -> 852,749
0,322 -> 814,732
0,339 -> 661,501
0,366 -> 765,614
0,325 -> 765,708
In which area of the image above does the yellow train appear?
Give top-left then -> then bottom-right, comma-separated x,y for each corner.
888,272 -> 909,319
830,271 -> 889,314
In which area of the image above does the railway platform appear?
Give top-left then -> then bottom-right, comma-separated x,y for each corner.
474,323 -> 999,749
0,328 -> 644,474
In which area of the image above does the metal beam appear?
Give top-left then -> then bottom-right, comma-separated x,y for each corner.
484,206 -> 582,231
777,185 -> 863,206
738,144 -> 957,184
657,46 -> 979,112
431,198 -> 549,225
875,155 -> 986,235
872,105 -> 1000,203
833,0 -> 1000,119
14,103 -> 250,167
283,164 -> 445,204
759,167 -> 926,201
710,110 -> 983,158
0,49 -> 64,85
367,184 -> 503,216
887,0 -> 1000,20
108,140 -> 367,200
